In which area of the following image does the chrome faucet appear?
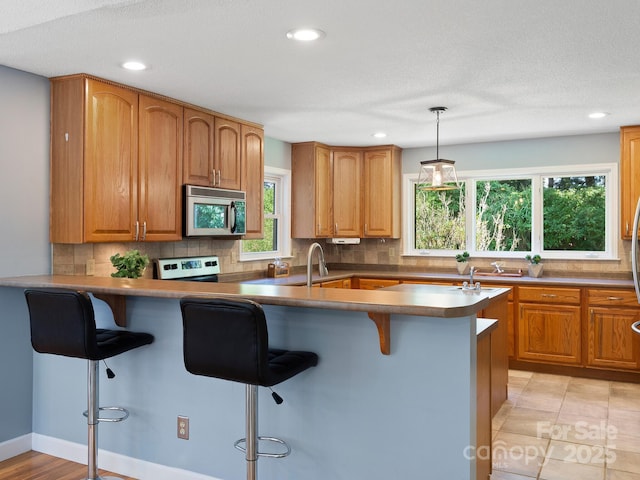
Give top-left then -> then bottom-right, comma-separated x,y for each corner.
462,266 -> 481,291
307,242 -> 329,287
491,261 -> 504,274
469,266 -> 476,284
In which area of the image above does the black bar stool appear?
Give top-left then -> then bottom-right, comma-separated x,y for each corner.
180,297 -> 318,480
24,288 -> 154,480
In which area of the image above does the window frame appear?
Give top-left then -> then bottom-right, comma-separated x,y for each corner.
403,163 -> 618,260
240,165 -> 292,261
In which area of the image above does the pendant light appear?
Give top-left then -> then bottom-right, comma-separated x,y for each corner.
417,106 -> 460,191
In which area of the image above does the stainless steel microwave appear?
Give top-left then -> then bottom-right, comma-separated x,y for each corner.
183,185 -> 246,237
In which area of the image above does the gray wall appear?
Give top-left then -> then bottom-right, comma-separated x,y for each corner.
402,131 -> 619,173
0,65 -> 50,442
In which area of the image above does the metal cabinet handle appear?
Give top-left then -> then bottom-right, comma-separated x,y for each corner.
210,169 -> 215,186
142,221 -> 147,241
626,222 -> 630,236
632,321 -> 640,335
541,294 -> 557,298
606,296 -> 624,301
135,221 -> 139,241
216,170 -> 221,186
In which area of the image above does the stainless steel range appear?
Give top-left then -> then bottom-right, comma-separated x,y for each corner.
154,255 -> 220,282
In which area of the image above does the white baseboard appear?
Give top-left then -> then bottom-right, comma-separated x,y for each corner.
0,434 -> 32,462
31,434 -> 223,480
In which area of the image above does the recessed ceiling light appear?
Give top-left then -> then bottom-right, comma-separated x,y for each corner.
588,112 -> 609,119
122,61 -> 147,71
286,28 -> 326,42
372,132 -> 387,139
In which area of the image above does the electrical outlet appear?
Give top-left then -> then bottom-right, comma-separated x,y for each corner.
86,259 -> 96,276
177,415 -> 189,440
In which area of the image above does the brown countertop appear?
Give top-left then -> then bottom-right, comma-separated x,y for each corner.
0,274 -> 507,319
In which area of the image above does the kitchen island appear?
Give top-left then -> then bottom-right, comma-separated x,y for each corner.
0,275 -> 508,480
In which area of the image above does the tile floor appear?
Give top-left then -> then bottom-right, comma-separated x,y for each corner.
491,370 -> 640,480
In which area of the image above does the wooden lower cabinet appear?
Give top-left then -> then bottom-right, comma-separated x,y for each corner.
518,303 -> 582,365
356,278 -> 400,290
476,321 -> 493,480
320,278 -> 352,289
587,288 -> 640,370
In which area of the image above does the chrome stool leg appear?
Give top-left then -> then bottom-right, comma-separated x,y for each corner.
234,384 -> 291,480
84,360 -> 128,480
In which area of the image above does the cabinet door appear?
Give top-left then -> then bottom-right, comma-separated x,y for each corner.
138,95 -> 183,241
241,124 -> 264,239
518,303 -> 581,365
332,150 -> 362,237
291,143 -> 332,238
314,146 -> 333,237
183,108 -> 214,186
620,126 -> 640,239
84,80 -> 139,242
363,148 -> 401,238
214,118 -> 242,190
588,307 -> 640,370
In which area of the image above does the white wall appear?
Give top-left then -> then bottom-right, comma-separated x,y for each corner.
0,65 -> 50,444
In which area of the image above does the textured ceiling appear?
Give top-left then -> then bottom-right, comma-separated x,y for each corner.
1,0 -> 639,148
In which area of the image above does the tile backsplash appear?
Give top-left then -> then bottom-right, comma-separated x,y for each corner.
52,236 -> 633,280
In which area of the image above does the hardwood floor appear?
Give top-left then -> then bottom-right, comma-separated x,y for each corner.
0,451 -> 137,480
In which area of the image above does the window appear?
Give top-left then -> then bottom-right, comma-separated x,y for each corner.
240,166 -> 291,261
404,163 -> 617,260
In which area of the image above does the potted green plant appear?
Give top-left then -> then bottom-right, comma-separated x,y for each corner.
110,249 -> 150,279
525,254 -> 543,278
455,251 -> 470,275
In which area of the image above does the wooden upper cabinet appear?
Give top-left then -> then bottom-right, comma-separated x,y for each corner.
84,81 -> 139,242
214,118 -> 242,190
138,95 -> 183,241
50,74 -> 263,243
241,124 -> 264,239
50,76 -> 140,243
291,142 -> 332,238
620,126 -> 640,239
183,108 -> 215,187
291,143 -> 401,239
363,147 -> 402,238
332,150 -> 362,237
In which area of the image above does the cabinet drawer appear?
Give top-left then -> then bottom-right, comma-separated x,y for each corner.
588,288 -> 639,307
358,278 -> 400,290
518,286 -> 581,305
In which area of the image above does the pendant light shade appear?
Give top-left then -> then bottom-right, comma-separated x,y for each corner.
417,107 -> 461,191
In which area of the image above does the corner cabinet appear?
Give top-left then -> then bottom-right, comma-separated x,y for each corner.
291,143 -> 401,239
50,76 -> 183,243
620,125 -> 640,239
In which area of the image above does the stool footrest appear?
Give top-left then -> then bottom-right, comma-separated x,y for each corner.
83,406 -> 130,423
234,436 -> 291,458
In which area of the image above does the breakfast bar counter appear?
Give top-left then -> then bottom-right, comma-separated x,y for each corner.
0,275 -> 508,480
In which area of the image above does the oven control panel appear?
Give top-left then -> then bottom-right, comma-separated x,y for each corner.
155,256 -> 220,280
